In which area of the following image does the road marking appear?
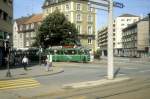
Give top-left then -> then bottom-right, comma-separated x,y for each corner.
118,73 -> 126,76
124,67 -> 137,70
63,77 -> 130,89
139,70 -> 150,73
0,78 -> 40,90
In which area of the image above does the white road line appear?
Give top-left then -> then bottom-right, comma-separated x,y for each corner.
118,74 -> 126,76
124,67 -> 137,70
140,70 -> 150,73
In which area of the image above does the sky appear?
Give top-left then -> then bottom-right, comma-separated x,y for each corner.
14,0 -> 150,30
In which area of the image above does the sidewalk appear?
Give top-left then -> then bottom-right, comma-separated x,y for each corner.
0,64 -> 64,80
93,57 -> 150,64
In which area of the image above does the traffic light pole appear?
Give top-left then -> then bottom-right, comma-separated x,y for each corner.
107,0 -> 114,79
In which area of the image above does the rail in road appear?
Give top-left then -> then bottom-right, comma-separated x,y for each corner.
37,76 -> 150,99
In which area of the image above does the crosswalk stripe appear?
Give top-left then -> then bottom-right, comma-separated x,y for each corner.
0,78 -> 35,83
0,78 -> 40,90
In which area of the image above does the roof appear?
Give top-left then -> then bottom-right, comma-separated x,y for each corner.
16,14 -> 43,25
25,14 -> 43,24
42,0 -> 87,8
118,14 -> 139,17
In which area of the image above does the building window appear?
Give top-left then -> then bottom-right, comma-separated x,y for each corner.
121,19 -> 125,21
76,14 -> 81,21
127,19 -> 131,21
88,4 -> 92,11
113,29 -> 115,32
20,33 -> 22,38
77,25 -> 81,34
134,19 -> 137,22
20,25 -> 23,31
26,41 -> 29,46
31,23 -> 34,29
31,32 -> 36,38
121,24 -> 124,26
88,15 -> 92,22
8,0 -> 13,6
26,24 -> 29,30
46,9 -> 48,14
3,12 -> 8,21
76,3 -> 81,10
26,33 -> 30,38
65,4 -> 70,11
0,10 -> 2,19
31,40 -> 35,45
3,0 -> 7,3
65,14 -> 69,20
88,26 -> 92,35
88,39 -> 92,44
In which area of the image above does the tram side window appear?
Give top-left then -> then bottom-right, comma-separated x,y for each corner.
65,50 -> 77,55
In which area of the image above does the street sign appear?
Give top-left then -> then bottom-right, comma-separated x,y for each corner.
88,0 -> 124,9
89,3 -> 108,11
89,0 -> 109,6
113,1 -> 125,8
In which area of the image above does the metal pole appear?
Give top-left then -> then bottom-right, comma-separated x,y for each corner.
107,0 -> 114,79
39,45 -> 41,65
6,47 -> 11,77
148,13 -> 150,54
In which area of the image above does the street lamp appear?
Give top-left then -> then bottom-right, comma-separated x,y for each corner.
39,45 -> 42,65
5,34 -> 11,77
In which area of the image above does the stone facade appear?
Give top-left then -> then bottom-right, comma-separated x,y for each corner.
13,14 -> 43,49
122,16 -> 150,57
0,0 -> 13,65
114,14 -> 140,56
42,0 -> 96,52
97,26 -> 116,57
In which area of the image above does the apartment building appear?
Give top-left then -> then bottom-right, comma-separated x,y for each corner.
97,24 -> 115,56
42,0 -> 96,52
0,0 -> 13,65
115,14 -> 140,56
13,14 -> 43,49
97,14 -> 139,56
122,15 -> 150,57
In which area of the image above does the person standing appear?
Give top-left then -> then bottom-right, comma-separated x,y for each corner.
22,56 -> 28,70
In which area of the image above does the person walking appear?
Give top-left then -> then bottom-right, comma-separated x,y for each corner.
22,56 -> 29,70
45,55 -> 52,71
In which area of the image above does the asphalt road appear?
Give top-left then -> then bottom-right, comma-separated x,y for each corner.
35,60 -> 150,92
32,60 -> 150,99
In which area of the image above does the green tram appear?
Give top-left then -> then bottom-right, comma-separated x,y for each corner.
42,48 -> 91,62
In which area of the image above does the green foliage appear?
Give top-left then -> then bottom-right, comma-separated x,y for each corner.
94,49 -> 101,59
34,10 -> 79,48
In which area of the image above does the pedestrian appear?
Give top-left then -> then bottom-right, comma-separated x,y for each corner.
22,56 -> 29,70
45,55 -> 52,71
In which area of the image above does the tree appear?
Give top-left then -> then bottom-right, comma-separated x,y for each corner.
34,10 -> 79,48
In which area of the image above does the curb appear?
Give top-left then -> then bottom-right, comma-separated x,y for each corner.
63,77 -> 131,89
0,69 -> 64,81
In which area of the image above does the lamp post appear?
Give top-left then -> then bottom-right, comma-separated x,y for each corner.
5,34 -> 11,77
39,45 -> 42,65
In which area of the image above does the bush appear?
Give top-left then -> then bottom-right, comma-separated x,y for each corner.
94,49 -> 101,59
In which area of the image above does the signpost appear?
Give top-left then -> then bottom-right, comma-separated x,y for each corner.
88,0 -> 124,80
113,1 -> 125,8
